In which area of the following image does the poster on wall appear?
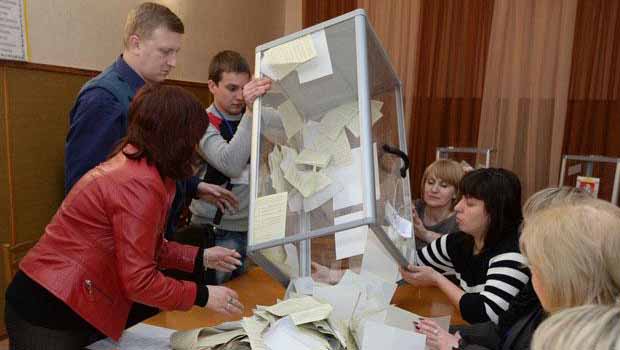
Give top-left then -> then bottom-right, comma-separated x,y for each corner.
576,176 -> 600,198
0,0 -> 28,61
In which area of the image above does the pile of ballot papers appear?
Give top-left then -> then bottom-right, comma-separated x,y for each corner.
169,269 -> 449,350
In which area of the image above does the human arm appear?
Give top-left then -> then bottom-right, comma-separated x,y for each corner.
413,207 -> 443,243
459,252 -> 530,324
399,265 -> 465,307
64,89 -> 126,194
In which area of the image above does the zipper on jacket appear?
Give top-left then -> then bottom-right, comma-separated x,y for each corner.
84,279 -> 114,304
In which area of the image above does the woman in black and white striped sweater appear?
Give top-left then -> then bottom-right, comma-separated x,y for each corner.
401,168 -> 529,325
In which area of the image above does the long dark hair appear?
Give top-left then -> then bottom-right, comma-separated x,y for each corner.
459,168 -> 523,250
118,84 -> 208,180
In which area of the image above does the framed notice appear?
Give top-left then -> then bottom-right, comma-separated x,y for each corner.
0,0 -> 28,61
576,176 -> 600,198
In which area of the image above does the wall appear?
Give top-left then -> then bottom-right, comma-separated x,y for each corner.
27,0 -> 287,81
0,0 -> 296,335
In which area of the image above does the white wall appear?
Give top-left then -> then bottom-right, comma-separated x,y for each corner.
27,0 -> 298,83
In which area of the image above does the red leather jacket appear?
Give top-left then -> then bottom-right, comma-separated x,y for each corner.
20,147 -> 199,340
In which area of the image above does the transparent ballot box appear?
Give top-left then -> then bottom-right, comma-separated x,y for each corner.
248,9 -> 415,286
558,154 -> 620,205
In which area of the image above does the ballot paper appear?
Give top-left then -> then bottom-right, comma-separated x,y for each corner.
268,145 -> 288,193
302,180 -> 343,212
263,317 -> 330,350
241,317 -> 269,350
319,101 -> 358,141
252,192 -> 288,244
296,30 -> 334,84
277,99 -> 304,140
261,35 -> 317,80
360,227 -> 401,284
360,319 -> 426,350
330,144 -> 381,210
303,120 -> 353,167
346,100 -> 385,138
284,166 -> 332,198
334,211 -> 368,260
296,148 -> 332,168
263,296 -> 324,317
385,201 -> 413,238
87,323 -> 175,350
170,327 -> 247,350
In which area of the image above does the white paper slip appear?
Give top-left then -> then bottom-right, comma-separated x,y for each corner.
346,100 -> 385,138
360,227 -> 401,284
252,192 -> 288,244
334,211 -> 368,260
296,30 -> 334,84
302,180 -> 343,213
87,323 -> 175,350
295,148 -> 331,168
303,120 -> 353,167
261,35 -> 317,81
264,296 -> 324,317
284,166 -> 332,198
263,317 -> 330,350
319,101 -> 358,141
277,100 -> 304,140
330,144 -> 381,210
385,202 -> 413,238
268,146 -> 288,193
313,284 -> 362,326
360,319 -> 426,350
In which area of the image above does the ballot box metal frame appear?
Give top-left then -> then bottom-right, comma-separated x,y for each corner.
558,154 -> 620,205
246,9 -> 413,285
435,147 -> 495,168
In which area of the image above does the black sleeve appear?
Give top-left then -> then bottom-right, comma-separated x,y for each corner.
192,248 -> 209,306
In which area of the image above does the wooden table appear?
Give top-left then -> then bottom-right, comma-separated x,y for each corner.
145,267 -> 464,330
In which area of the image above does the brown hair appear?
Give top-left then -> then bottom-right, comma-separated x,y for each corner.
420,159 -> 465,207
208,50 -> 251,84
120,85 -> 208,180
123,2 -> 184,49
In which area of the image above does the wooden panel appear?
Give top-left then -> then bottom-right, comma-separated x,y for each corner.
0,62 -> 211,336
302,0 -> 357,28
7,67 -> 88,242
0,67 -> 8,244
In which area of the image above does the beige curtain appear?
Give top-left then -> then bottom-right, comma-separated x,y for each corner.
477,0 -> 578,199
357,0 -> 422,137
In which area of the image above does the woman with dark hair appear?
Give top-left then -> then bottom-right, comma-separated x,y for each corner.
5,85 -> 246,349
401,168 -> 529,326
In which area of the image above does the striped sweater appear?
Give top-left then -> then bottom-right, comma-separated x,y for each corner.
417,231 -> 530,324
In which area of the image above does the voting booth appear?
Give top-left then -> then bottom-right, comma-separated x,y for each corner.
247,9 -> 415,287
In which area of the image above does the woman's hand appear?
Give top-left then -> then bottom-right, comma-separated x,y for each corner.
242,78 -> 272,112
206,286 -> 244,316
414,319 -> 460,350
399,265 -> 440,287
196,182 -> 239,214
413,208 -> 441,243
204,246 -> 242,272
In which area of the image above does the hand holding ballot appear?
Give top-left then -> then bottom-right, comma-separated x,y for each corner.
243,78 -> 272,112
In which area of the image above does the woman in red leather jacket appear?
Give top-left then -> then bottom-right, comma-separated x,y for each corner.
5,85 -> 246,349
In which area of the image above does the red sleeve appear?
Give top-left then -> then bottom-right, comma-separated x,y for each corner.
110,177 -> 196,311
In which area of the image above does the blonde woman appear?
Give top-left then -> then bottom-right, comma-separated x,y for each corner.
413,159 -> 465,246
531,304 -> 620,350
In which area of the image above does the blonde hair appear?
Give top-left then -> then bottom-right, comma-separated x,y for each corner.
520,200 -> 620,312
522,186 -> 591,218
123,2 -> 184,49
420,159 -> 464,206
531,304 -> 620,350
